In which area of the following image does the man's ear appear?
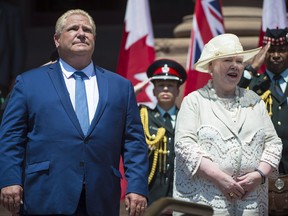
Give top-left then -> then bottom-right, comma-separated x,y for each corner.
54,34 -> 60,48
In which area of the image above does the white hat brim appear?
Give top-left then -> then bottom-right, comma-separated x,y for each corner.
194,47 -> 261,73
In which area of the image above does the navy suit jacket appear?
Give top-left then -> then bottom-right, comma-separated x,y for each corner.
0,62 -> 149,215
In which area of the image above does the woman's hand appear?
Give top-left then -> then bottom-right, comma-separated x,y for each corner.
197,157 -> 245,201
237,171 -> 262,199
214,173 -> 246,201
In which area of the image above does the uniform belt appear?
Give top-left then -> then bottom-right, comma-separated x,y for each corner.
269,175 -> 288,215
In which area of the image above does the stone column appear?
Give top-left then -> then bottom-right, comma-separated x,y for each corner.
154,4 -> 263,105
155,6 -> 262,66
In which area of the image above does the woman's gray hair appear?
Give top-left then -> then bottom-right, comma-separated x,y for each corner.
55,9 -> 96,36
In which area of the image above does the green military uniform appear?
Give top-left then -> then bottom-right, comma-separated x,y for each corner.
239,27 -> 288,216
239,72 -> 288,174
140,104 -> 177,205
142,59 -> 187,206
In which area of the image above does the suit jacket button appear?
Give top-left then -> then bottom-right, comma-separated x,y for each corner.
80,161 -> 85,167
84,139 -> 89,144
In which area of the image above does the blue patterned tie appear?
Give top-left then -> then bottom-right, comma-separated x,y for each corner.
73,71 -> 89,135
273,75 -> 284,97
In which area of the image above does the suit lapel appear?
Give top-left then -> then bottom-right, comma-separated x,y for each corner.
149,109 -> 163,126
269,82 -> 287,104
48,64 -> 109,136
277,83 -> 288,104
283,87 -> 288,102
261,72 -> 287,104
210,99 -> 246,136
150,108 -> 174,135
88,66 -> 108,134
210,102 -> 234,132
48,63 -> 84,135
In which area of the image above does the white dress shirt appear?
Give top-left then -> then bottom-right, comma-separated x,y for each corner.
59,59 -> 98,124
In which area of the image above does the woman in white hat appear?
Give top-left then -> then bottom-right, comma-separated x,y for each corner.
173,34 -> 282,215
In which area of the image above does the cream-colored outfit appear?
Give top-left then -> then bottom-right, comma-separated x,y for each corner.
173,81 -> 282,216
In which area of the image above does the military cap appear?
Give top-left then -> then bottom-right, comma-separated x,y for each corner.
146,59 -> 187,85
263,28 -> 288,45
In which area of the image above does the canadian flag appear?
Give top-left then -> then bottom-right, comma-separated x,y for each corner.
117,0 -> 156,107
116,0 -> 155,200
258,0 -> 288,47
183,0 -> 225,96
257,0 -> 287,73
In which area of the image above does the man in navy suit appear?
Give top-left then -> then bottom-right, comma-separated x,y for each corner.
0,9 -> 148,216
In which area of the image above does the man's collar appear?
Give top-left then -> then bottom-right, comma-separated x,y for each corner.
266,68 -> 288,83
156,105 -> 176,117
59,58 -> 94,79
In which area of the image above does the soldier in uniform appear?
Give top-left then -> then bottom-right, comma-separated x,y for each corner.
239,28 -> 288,215
139,59 -> 186,207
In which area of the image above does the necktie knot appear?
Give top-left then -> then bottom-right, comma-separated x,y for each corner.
273,75 -> 282,81
73,71 -> 86,80
164,112 -> 171,120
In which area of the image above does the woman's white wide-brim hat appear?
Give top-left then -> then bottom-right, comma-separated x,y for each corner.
194,33 -> 261,73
